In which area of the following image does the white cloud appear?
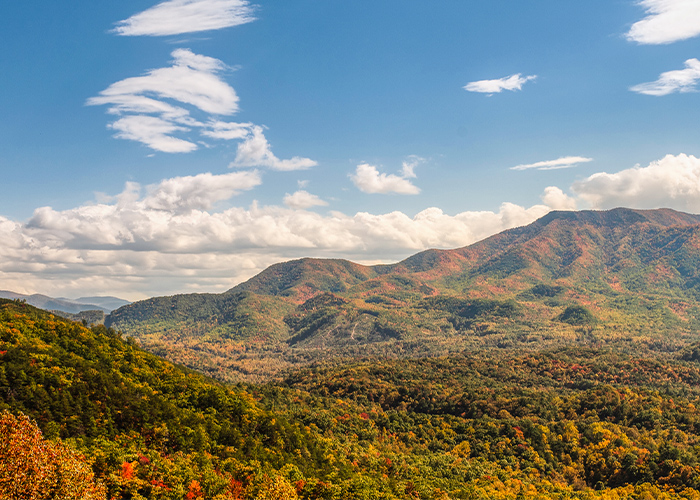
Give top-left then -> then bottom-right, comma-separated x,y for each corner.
572,153 -> 700,211
464,73 -> 537,94
350,163 -> 420,195
143,170 -> 262,211
109,115 -> 198,153
88,49 -> 239,152
627,0 -> 700,44
541,186 -> 577,211
114,0 -> 256,37
202,120 -> 253,140
630,58 -> 700,96
89,49 -> 239,116
230,126 -> 318,171
511,156 -> 594,171
11,154 -> 700,299
283,190 -> 328,210
401,155 -> 424,178
2,168 -> 570,298
88,50 -> 313,164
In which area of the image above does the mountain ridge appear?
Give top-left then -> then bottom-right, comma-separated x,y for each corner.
106,207 -> 700,381
0,291 -> 130,314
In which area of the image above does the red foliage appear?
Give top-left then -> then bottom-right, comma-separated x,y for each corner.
228,478 -> 245,499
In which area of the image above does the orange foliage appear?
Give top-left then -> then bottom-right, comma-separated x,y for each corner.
185,479 -> 204,499
120,461 -> 135,480
0,411 -> 106,500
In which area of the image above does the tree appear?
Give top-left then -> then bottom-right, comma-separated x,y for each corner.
0,411 -> 106,500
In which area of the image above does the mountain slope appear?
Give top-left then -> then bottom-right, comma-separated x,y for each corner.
107,208 -> 700,381
15,295 -> 700,497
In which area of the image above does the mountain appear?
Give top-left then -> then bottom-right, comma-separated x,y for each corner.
106,208 -> 700,382
0,291 -> 106,314
72,296 -> 131,311
0,291 -> 130,314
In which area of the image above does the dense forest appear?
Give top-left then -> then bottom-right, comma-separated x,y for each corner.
6,298 -> 700,498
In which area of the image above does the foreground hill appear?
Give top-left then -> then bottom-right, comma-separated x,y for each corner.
11,298 -> 700,497
107,208 -> 700,382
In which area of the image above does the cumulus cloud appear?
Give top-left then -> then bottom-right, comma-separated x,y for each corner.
626,0 -> 700,44
464,73 -> 537,94
2,167 -> 573,298
572,153 -> 700,211
630,58 -> 700,96
541,186 -> 577,211
230,126 -> 318,170
114,0 -> 256,37
350,163 -> 420,195
143,170 -> 262,211
8,153 -> 700,299
511,156 -> 594,171
283,190 -> 328,209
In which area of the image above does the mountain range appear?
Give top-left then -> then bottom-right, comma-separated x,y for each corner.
0,291 -> 130,314
102,207 -> 700,382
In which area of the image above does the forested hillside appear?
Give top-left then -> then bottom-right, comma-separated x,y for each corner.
107,208 -> 700,382
9,298 -> 700,498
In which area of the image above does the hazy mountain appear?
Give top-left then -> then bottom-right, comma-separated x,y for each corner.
107,208 -> 700,381
71,296 -> 131,311
0,291 -> 129,314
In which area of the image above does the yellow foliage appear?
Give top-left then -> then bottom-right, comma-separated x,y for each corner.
0,411 -> 106,500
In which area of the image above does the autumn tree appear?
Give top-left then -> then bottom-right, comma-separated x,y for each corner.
0,411 -> 106,500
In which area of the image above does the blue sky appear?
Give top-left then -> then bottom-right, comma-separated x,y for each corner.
2,0 -> 700,299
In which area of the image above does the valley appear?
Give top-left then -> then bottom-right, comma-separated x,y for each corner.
5,207 -> 700,499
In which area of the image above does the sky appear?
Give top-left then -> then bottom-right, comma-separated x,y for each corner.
2,0 -> 700,300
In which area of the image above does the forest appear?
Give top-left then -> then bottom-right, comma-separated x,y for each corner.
6,298 -> 700,499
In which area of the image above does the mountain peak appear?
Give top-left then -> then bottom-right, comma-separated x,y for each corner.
535,207 -> 700,229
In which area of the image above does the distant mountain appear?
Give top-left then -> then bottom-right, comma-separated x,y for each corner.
107,208 -> 700,382
0,291 -> 130,314
72,296 -> 131,311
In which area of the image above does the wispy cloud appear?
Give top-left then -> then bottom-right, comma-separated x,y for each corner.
511,156 -> 593,171
630,58 -> 700,96
109,115 -> 198,153
283,190 -> 328,209
88,49 -> 238,152
88,49 -> 316,167
627,0 -> 700,44
202,120 -> 253,140
89,49 -> 238,115
464,73 -> 536,94
114,0 -> 256,37
400,155 -> 424,178
230,126 -> 317,171
350,163 -> 420,194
